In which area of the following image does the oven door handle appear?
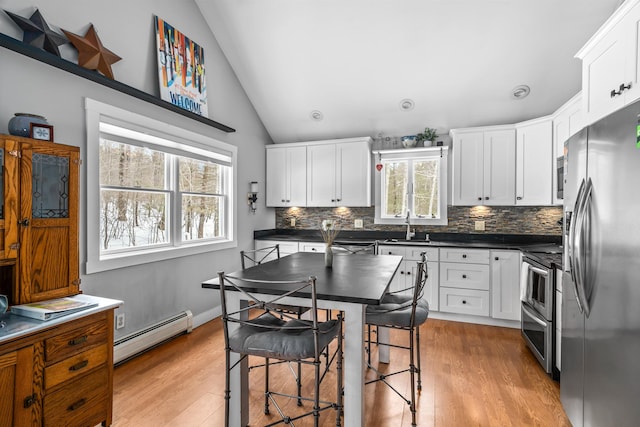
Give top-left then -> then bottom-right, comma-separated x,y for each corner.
522,303 -> 547,327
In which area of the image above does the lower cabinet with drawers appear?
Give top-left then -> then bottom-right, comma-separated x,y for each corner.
0,309 -> 116,427
439,248 -> 491,316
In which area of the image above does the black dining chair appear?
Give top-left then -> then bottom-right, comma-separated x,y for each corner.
218,271 -> 343,427
240,245 -> 311,404
364,252 -> 429,427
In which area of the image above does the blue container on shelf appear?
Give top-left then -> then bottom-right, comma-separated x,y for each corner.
8,113 -> 48,137
401,135 -> 417,148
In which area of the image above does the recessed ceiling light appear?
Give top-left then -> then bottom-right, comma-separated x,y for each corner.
511,85 -> 530,100
399,99 -> 415,111
310,110 -> 323,121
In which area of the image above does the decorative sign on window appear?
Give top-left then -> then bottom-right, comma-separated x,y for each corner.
154,16 -> 208,116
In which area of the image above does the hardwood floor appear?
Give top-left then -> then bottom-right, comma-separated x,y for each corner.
112,318 -> 571,426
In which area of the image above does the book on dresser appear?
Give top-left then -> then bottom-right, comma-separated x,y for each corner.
10,297 -> 98,321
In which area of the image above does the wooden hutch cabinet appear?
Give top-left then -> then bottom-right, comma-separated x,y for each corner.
0,134 -> 117,427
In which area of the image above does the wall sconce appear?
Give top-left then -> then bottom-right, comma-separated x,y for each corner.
248,181 -> 258,214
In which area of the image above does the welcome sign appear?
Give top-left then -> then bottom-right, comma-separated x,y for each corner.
154,16 -> 208,116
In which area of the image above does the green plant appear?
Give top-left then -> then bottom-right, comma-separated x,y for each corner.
416,127 -> 438,143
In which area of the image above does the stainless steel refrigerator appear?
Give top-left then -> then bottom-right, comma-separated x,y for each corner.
562,100 -> 640,427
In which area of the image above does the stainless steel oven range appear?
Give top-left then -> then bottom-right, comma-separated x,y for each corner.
521,248 -> 561,374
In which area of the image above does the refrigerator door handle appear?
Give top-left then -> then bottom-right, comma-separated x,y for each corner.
579,178 -> 594,317
574,178 -> 593,317
569,178 -> 586,313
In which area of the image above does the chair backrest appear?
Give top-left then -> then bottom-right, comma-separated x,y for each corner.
240,244 -> 280,270
217,271 -> 324,356
410,252 -> 428,327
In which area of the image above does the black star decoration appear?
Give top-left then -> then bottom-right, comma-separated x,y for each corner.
4,9 -> 68,57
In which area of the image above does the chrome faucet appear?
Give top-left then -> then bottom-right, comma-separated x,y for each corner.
405,211 -> 415,240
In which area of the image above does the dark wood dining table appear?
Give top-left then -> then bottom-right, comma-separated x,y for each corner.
202,251 -> 403,427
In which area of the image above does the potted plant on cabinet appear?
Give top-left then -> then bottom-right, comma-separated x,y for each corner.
416,127 -> 438,147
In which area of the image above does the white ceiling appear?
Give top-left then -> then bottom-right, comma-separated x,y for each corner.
196,0 -> 622,144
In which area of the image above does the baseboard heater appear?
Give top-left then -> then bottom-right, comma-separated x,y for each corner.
114,310 -> 193,365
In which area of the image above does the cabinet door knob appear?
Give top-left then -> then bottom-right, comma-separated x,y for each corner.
485,197 -> 489,200
336,198 -> 341,202
495,257 -> 499,260
331,199 -> 335,202
620,82 -> 632,92
477,197 -> 482,201
281,199 -> 285,203
462,254 -> 467,258
407,271 -> 411,275
611,88 -> 621,98
462,300 -> 467,304
462,274 -> 467,279
516,196 -> 522,200
23,394 -> 37,408
19,218 -> 29,227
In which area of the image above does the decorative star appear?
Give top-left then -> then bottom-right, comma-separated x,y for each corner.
62,24 -> 122,80
4,9 -> 68,57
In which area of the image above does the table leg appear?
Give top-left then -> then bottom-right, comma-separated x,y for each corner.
227,293 -> 249,427
378,326 -> 391,364
342,302 -> 365,427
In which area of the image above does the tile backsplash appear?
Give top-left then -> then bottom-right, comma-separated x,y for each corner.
276,205 -> 563,236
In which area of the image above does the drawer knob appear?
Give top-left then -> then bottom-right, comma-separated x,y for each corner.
67,398 -> 87,412
462,300 -> 467,304
495,256 -> 499,260
69,360 -> 89,371
462,254 -> 467,258
462,274 -> 467,279
400,271 -> 405,275
407,271 -> 411,275
68,335 -> 88,346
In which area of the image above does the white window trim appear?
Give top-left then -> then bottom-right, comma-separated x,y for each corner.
85,98 -> 237,274
374,147 -> 448,226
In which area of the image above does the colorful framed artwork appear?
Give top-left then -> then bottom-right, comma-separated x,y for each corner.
154,16 -> 208,116
30,123 -> 54,141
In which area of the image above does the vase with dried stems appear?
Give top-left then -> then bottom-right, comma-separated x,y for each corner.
320,219 -> 339,267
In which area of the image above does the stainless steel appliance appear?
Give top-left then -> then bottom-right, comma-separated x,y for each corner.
556,155 -> 564,199
521,251 -> 559,374
561,101 -> 640,427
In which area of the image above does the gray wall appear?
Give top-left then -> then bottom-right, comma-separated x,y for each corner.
0,1 -> 275,337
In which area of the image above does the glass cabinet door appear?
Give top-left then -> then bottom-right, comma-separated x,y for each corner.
19,141 -> 79,303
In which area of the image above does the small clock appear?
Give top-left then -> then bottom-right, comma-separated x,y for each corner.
30,123 -> 54,141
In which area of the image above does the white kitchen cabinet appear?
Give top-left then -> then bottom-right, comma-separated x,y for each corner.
377,245 -> 439,311
577,0 -> 640,125
266,145 -> 307,207
299,242 -> 326,253
306,138 -> 371,207
490,250 -> 521,321
552,93 -> 583,205
439,248 -> 490,316
515,117 -> 553,206
450,126 -> 515,206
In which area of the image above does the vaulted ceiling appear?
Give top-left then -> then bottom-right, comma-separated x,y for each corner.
196,0 -> 622,144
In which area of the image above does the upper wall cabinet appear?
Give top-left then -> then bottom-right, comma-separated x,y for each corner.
515,117 -> 553,206
266,145 -> 307,207
450,126 -> 515,206
552,93 -> 583,205
577,0 -> 640,125
306,138 -> 371,207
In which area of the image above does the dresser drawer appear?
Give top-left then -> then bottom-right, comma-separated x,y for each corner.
255,240 -> 299,254
440,262 -> 490,290
45,344 -> 108,390
299,242 -> 326,253
440,287 -> 490,316
440,248 -> 490,264
45,318 -> 108,362
43,365 -> 109,427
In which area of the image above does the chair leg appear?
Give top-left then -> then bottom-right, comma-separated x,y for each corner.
367,324 -> 372,365
264,357 -> 270,415
314,359 -> 320,427
409,328 -> 417,427
224,348 -> 231,427
297,361 -> 303,406
336,313 -> 344,427
416,326 -> 422,391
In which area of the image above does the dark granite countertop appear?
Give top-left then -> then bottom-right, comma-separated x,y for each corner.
254,229 -> 562,252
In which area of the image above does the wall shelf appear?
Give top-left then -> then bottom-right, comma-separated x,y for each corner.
0,32 -> 236,133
